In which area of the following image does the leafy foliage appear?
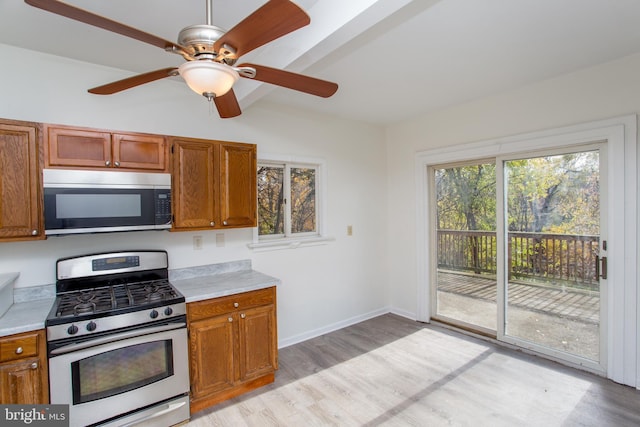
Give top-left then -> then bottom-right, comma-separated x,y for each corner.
436,151 -> 599,235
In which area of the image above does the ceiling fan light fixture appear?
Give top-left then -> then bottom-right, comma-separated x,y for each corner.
178,61 -> 239,98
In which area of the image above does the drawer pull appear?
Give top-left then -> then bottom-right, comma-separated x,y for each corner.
233,302 -> 239,308
15,347 -> 23,355
31,362 -> 38,369
240,313 -> 246,319
228,317 -> 233,323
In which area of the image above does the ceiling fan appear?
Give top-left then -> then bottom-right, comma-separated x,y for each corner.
24,0 -> 339,118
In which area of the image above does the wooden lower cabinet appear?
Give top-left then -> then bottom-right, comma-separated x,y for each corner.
0,330 -> 49,404
187,287 -> 277,414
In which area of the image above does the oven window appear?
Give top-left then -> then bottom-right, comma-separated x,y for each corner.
71,340 -> 174,404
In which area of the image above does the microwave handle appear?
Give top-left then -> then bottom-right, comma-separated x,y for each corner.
49,322 -> 186,356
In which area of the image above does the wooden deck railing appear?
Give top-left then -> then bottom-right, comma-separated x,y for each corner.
437,230 -> 600,290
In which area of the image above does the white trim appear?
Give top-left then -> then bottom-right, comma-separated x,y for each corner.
278,306 -> 390,349
248,235 -> 335,251
415,114 -> 638,387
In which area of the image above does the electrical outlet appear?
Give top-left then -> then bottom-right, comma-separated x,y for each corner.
193,235 -> 203,250
347,225 -> 353,236
216,233 -> 225,247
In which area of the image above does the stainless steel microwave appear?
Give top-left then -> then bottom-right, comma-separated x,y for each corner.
43,169 -> 172,235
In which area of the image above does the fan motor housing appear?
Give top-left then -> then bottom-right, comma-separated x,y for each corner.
178,24 -> 235,63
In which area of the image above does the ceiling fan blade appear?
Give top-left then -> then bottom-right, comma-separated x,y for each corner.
88,68 -> 178,95
214,0 -> 310,59
214,89 -> 242,118
25,0 -> 188,55
239,63 -> 338,98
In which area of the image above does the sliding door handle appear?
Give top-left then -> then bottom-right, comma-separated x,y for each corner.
596,255 -> 607,280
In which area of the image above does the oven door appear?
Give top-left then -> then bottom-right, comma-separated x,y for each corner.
48,322 -> 189,427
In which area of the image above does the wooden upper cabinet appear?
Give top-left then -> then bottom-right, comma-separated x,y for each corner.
171,137 -> 256,231
45,125 -> 168,172
112,133 -> 167,171
0,119 -> 43,241
171,137 -> 218,230
220,142 -> 257,228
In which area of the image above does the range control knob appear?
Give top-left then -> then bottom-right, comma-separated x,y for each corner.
150,310 -> 159,319
86,321 -> 97,332
67,325 -> 79,335
164,307 -> 173,316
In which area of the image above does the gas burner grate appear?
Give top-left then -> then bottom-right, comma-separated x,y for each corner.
127,280 -> 180,305
56,288 -> 113,318
53,280 -> 180,319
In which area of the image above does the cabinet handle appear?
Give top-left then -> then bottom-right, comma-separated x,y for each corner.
114,161 -> 121,167
31,230 -> 38,236
240,313 -> 246,319
228,317 -> 233,323
210,221 -> 215,227
223,221 -> 228,226
233,302 -> 239,308
15,347 -> 23,355
31,362 -> 38,369
105,160 -> 111,166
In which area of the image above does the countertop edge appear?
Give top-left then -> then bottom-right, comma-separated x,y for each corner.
172,270 -> 280,303
0,267 -> 280,337
0,298 -> 55,338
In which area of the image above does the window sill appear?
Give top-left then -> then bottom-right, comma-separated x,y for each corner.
247,235 -> 335,252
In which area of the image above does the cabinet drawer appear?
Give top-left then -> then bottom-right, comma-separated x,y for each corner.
0,332 -> 39,362
188,287 -> 275,322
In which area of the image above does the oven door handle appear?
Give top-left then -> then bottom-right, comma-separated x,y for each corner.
49,322 -> 186,356
119,400 -> 188,427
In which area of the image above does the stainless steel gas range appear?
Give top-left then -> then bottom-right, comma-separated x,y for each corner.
46,250 -> 190,427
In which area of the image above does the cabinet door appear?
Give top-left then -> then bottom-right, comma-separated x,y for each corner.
237,304 -> 278,382
113,133 -> 167,171
0,121 -> 42,240
189,314 -> 235,399
46,126 -> 111,168
0,358 -> 44,404
171,138 -> 219,230
219,142 -> 257,228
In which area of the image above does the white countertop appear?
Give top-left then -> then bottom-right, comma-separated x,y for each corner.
0,262 -> 279,337
171,269 -> 280,303
0,298 -> 55,337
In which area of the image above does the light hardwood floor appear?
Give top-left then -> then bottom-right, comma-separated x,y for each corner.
187,314 -> 640,426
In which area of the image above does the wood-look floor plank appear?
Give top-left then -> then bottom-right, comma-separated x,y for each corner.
188,314 -> 640,426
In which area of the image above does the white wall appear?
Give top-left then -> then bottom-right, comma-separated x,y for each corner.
0,44 -> 388,345
385,52 -> 640,386
385,50 -> 640,318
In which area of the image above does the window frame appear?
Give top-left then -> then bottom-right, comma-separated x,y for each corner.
250,154 -> 332,251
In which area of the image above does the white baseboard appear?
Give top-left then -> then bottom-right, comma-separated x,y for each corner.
388,307 -> 418,321
278,306 -> 391,349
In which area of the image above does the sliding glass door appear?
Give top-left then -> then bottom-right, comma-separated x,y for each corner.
500,147 -> 604,363
432,144 -> 605,365
433,161 -> 497,333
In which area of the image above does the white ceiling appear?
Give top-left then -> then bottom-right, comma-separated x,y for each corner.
2,0 -> 640,125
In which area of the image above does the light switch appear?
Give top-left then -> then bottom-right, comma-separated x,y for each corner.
193,235 -> 203,250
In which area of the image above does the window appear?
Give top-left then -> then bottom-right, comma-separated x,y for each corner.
251,156 -> 331,250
